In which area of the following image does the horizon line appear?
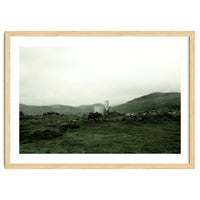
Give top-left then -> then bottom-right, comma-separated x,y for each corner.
20,91 -> 181,107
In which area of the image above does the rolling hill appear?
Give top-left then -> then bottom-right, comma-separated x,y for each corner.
20,103 -> 104,115
20,92 -> 180,115
110,92 -> 180,114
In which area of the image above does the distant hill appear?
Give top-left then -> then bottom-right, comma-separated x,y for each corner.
110,92 -> 180,114
20,103 -> 104,115
20,92 -> 180,115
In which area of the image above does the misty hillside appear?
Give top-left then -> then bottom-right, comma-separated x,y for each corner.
110,92 -> 180,114
20,103 -> 104,115
20,92 -> 180,115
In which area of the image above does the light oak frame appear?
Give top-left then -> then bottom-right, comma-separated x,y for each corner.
5,31 -> 195,169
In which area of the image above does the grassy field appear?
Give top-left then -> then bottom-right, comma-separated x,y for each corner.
20,115 -> 180,154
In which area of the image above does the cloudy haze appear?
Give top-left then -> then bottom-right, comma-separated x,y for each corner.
20,42 -> 181,106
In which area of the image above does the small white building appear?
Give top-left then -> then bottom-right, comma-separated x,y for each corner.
93,100 -> 109,115
94,106 -> 105,115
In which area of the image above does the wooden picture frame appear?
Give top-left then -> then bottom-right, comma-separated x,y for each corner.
5,31 -> 195,169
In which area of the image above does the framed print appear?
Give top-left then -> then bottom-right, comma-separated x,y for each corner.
5,31 -> 195,169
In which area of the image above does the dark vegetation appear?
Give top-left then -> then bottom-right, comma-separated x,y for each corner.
20,92 -> 181,154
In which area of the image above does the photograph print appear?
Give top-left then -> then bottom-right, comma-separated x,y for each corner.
19,35 -> 183,155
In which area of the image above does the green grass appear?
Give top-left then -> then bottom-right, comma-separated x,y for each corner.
20,116 -> 180,154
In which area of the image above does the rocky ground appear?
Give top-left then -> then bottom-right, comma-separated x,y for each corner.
19,110 -> 180,154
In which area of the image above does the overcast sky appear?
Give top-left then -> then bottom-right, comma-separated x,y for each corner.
20,42 -> 181,106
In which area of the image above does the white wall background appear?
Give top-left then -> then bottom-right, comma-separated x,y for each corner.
0,0 -> 199,200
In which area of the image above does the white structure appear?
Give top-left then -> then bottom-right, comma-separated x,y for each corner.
93,100 -> 109,115
94,106 -> 105,115
104,100 -> 109,111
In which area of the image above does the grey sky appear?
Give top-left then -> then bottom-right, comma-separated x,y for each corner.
20,44 -> 181,106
